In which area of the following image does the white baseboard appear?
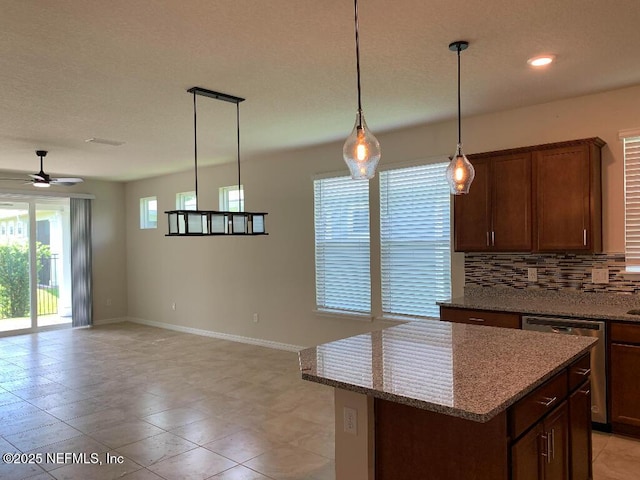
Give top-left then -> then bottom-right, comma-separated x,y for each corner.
93,317 -> 128,326
126,317 -> 304,352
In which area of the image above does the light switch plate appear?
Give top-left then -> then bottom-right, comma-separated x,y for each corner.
343,406 -> 357,435
592,268 -> 609,284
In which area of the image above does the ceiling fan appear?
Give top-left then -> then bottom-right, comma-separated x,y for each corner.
0,150 -> 84,188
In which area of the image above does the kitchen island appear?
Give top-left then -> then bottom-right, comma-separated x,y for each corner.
299,320 -> 596,480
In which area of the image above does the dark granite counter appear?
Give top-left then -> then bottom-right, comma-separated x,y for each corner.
299,320 -> 595,422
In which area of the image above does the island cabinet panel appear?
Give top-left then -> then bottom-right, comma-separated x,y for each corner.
454,152 -> 531,252
569,381 -> 592,480
511,401 -> 569,480
611,341 -> 640,435
374,398 -> 509,480
533,141 -> 603,252
439,306 -> 521,329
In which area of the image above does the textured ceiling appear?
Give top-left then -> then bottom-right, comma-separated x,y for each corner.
1,0 -> 640,181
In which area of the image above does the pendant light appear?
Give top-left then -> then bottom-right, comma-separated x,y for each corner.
165,87 -> 268,236
343,0 -> 381,180
445,40 -> 475,195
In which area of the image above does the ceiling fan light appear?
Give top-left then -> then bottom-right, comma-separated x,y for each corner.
33,181 -> 50,188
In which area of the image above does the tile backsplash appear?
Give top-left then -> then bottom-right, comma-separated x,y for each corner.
465,253 -> 640,294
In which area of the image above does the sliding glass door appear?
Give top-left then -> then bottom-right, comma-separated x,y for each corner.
0,196 -> 71,334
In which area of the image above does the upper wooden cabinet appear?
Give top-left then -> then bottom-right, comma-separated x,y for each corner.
454,138 -> 604,253
534,140 -> 604,252
454,152 -> 532,251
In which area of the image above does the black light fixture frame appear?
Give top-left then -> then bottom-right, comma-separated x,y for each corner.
165,87 -> 268,236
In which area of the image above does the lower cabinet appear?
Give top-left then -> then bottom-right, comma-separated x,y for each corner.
569,382 -> 592,480
512,401 -> 569,480
439,306 -> 521,329
610,321 -> 640,437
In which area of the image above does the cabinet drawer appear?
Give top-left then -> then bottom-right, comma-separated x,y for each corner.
509,370 -> 568,439
611,322 -> 640,344
568,353 -> 591,392
439,307 -> 521,329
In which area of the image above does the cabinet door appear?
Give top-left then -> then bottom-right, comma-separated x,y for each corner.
533,145 -> 592,251
439,307 -> 521,329
454,157 -> 491,251
569,381 -> 592,480
492,153 -> 532,251
512,422 -> 544,480
611,343 -> 640,428
543,401 -> 569,480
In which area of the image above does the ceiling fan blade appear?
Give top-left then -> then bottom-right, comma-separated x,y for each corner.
29,173 -> 46,181
50,177 -> 84,186
0,178 -> 29,182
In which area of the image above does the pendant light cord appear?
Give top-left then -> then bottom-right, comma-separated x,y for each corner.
236,102 -> 243,212
354,0 -> 363,127
457,44 -> 462,147
193,90 -> 199,210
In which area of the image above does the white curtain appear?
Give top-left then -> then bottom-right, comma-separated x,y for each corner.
70,198 -> 92,327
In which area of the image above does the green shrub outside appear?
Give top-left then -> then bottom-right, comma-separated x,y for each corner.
0,242 -> 51,319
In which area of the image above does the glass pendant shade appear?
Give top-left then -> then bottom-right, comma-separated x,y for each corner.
446,144 -> 475,195
343,111 -> 381,180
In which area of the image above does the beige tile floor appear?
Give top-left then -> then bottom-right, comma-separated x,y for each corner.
0,322 -> 638,480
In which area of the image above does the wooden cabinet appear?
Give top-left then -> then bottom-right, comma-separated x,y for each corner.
569,381 -> 592,480
533,140 -> 603,252
453,138 -> 604,253
439,306 -> 521,329
454,152 -> 531,252
610,322 -> 640,436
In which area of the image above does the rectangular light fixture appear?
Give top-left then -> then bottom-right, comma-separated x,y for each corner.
165,210 -> 268,236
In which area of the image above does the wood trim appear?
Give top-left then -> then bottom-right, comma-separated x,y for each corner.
467,138 -> 605,160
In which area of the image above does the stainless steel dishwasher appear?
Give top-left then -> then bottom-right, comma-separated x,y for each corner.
522,316 -> 607,425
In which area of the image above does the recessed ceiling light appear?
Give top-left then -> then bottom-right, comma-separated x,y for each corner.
527,55 -> 555,67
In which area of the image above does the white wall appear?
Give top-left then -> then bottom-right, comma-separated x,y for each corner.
124,84 -> 640,347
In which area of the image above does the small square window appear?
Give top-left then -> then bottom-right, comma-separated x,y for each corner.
176,191 -> 197,210
140,196 -> 158,229
219,185 -> 244,212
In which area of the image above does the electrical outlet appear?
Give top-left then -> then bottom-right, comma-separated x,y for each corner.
592,268 -> 609,284
252,313 -> 259,323
343,406 -> 357,435
527,267 -> 538,282
171,302 -> 176,311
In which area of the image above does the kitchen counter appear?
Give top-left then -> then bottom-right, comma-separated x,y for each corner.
299,319 -> 596,422
437,287 -> 640,323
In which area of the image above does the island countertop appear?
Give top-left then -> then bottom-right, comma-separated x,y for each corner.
299,320 -> 596,422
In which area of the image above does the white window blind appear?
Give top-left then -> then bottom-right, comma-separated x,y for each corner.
624,136 -> 640,270
379,163 -> 451,318
314,176 -> 370,314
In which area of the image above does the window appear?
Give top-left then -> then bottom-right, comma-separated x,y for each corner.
8,222 -> 14,236
176,191 -> 197,210
219,185 -> 244,212
624,134 -> 640,272
16,221 -> 23,236
140,196 -> 157,229
314,176 -> 370,314
379,162 -> 451,318
0,223 -> 5,236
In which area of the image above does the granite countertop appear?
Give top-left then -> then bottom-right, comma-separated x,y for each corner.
299,320 -> 596,422
437,287 -> 640,322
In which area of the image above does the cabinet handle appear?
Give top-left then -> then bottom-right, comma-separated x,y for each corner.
583,229 -> 587,246
540,433 -> 549,461
550,428 -> 555,461
581,388 -> 591,396
536,396 -> 557,408
486,231 -> 490,247
575,367 -> 591,376
468,317 -> 485,323
491,231 -> 495,246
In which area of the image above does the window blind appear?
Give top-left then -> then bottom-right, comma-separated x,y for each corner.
624,136 -> 640,269
379,163 -> 451,318
314,176 -> 370,314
